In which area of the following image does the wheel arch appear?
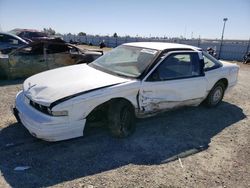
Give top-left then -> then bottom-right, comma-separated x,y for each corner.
203,77 -> 228,107
86,97 -> 136,121
215,78 -> 228,89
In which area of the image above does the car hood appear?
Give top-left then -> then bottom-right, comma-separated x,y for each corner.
23,64 -> 130,106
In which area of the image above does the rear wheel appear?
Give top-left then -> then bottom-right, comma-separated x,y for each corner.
205,82 -> 225,107
108,100 -> 135,138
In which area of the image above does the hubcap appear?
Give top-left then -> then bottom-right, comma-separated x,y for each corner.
212,87 -> 223,104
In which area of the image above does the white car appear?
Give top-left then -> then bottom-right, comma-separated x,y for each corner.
13,42 -> 239,141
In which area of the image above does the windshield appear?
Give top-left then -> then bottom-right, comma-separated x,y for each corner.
90,45 -> 159,78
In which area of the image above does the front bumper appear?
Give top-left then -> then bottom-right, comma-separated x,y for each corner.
13,91 -> 86,141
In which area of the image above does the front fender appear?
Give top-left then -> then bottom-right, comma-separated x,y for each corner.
52,81 -> 141,121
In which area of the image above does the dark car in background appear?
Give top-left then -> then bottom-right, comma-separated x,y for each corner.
11,29 -> 50,42
0,39 -> 103,79
0,32 -> 28,54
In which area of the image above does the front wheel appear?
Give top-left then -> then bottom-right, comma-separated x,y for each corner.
205,82 -> 225,107
108,100 -> 135,138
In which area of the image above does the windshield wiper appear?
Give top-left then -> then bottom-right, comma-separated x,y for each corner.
111,72 -> 134,79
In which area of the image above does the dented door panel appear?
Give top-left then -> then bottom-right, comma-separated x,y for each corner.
139,77 -> 207,115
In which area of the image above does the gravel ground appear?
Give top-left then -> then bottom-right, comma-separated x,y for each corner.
0,62 -> 249,188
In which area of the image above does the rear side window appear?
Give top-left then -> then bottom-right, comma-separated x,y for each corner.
203,52 -> 222,71
13,43 -> 44,55
150,52 -> 201,81
46,43 -> 69,54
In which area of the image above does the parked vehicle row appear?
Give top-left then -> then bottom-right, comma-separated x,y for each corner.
1,29 -> 58,55
11,29 -> 50,43
0,37 -> 103,79
12,42 -> 239,141
0,32 -> 28,54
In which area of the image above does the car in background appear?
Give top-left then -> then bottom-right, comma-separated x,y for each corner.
0,32 -> 28,54
12,42 -> 239,141
0,39 -> 103,79
11,29 -> 50,42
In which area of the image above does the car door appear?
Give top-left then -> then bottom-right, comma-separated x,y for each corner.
45,43 -> 77,69
8,43 -> 47,78
138,51 -> 208,114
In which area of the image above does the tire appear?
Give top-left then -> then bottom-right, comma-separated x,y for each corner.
205,82 -> 225,107
108,100 -> 135,138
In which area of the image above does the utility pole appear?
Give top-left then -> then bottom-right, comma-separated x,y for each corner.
218,18 -> 228,59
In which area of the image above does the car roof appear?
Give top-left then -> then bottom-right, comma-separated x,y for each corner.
0,32 -> 28,44
123,42 -> 201,51
10,28 -> 40,35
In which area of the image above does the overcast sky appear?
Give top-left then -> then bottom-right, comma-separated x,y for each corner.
0,0 -> 249,39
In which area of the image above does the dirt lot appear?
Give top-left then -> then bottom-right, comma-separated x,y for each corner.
0,62 -> 249,188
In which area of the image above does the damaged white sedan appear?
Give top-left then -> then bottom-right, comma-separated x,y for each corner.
13,42 -> 239,141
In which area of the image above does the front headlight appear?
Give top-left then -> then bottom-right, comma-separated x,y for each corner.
51,110 -> 68,116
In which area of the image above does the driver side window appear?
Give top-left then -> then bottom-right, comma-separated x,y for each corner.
149,52 -> 201,81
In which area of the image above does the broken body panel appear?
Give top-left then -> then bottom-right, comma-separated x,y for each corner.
0,40 -> 102,79
13,42 -> 239,141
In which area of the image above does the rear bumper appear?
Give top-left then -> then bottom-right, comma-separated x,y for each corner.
13,91 -> 86,142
